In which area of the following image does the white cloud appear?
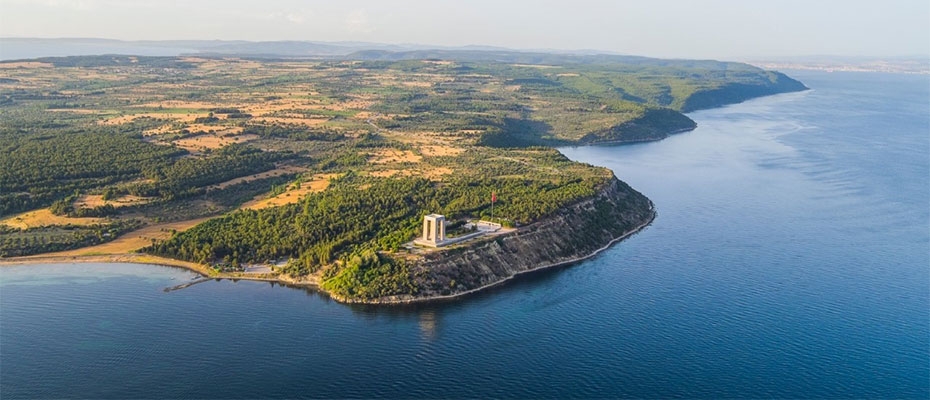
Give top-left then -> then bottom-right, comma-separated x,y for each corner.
285,12 -> 305,24
25,0 -> 98,10
345,9 -> 374,33
5,0 -> 162,10
247,9 -> 309,25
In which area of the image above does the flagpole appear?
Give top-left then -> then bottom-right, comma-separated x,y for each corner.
490,192 -> 496,222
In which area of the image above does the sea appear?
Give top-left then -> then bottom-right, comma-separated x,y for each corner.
1,71 -> 928,399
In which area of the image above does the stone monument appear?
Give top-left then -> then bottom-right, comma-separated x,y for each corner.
422,214 -> 446,244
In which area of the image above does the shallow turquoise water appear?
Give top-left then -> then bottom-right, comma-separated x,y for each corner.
2,71 -> 927,398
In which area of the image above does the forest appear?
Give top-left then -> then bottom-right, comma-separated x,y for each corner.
0,54 -> 805,298
145,163 -> 607,299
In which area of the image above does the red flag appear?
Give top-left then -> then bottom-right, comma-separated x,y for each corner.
491,192 -> 497,203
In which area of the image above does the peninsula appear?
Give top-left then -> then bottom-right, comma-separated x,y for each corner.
0,50 -> 806,303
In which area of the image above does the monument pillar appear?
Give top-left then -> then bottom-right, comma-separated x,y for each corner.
422,214 -> 446,244
423,217 -> 431,241
438,218 -> 445,241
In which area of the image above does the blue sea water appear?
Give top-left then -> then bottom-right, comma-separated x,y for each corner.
1,71 -> 928,399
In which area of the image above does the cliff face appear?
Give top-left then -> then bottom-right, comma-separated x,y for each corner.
372,177 -> 655,303
581,108 -> 698,145
680,71 -> 808,112
576,72 -> 807,145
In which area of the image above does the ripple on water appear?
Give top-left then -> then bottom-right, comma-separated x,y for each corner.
2,72 -> 928,399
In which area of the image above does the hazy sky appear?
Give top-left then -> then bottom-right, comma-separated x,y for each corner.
1,0 -> 928,59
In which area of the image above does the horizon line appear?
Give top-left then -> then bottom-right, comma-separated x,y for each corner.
2,37 -> 927,60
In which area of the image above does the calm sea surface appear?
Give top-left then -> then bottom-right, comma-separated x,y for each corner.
2,71 -> 928,399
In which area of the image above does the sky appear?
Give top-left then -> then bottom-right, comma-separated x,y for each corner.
1,0 -> 928,59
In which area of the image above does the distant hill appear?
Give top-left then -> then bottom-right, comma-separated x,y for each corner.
748,55 -> 930,75
0,38 -> 516,61
0,38 -> 202,60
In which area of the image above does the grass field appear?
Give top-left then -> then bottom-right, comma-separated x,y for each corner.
27,218 -> 210,257
172,133 -> 259,152
1,209 -> 105,229
241,173 -> 339,210
74,194 -> 153,209
208,165 -> 309,190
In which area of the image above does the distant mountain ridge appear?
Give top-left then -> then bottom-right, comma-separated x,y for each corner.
0,38 -> 529,61
0,37 -> 699,62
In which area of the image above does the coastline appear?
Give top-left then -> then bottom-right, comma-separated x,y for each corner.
351,206 -> 656,305
0,206 -> 655,305
0,253 -> 216,276
582,126 -> 697,147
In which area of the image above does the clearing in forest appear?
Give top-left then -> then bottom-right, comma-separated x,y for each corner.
171,133 -> 259,152
208,165 -> 310,190
368,149 -> 422,164
419,145 -> 464,157
100,112 -> 211,125
74,194 -> 153,209
241,173 -> 339,210
1,209 -> 105,230
20,218 -> 211,257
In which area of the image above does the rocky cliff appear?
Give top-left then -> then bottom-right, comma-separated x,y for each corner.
679,71 -> 808,112
580,108 -> 698,145
369,176 -> 655,303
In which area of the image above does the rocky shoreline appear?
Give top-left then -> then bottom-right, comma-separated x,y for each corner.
343,210 -> 655,305
0,176 -> 656,305
369,176 -> 656,304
